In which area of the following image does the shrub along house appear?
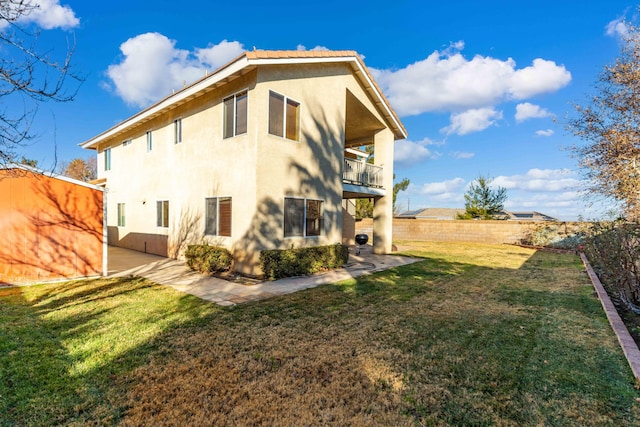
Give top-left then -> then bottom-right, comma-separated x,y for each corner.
80,50 -> 407,276
0,164 -> 106,284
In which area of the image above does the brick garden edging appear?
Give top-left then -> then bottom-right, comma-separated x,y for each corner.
580,252 -> 640,384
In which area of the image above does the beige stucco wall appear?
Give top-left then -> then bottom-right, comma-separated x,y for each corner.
96,62 -> 397,276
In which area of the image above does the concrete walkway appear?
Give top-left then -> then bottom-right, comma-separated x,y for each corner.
108,246 -> 421,306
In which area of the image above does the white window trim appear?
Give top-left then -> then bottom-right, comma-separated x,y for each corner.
204,196 -> 232,237
283,196 -> 323,238
268,90 -> 301,142
146,130 -> 153,152
223,89 -> 248,139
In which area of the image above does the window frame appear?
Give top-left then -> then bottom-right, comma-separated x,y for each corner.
174,119 -> 182,144
117,203 -> 125,227
283,197 -> 324,238
104,148 -> 111,171
268,90 -> 300,141
146,130 -> 153,152
223,89 -> 248,139
122,139 -> 132,147
204,196 -> 232,237
156,200 -> 169,228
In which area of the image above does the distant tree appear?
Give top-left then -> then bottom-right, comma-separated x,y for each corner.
18,156 -> 37,167
393,176 -> 410,213
355,198 -> 373,219
457,175 -> 507,220
0,1 -> 81,166
59,157 -> 96,182
567,23 -> 640,220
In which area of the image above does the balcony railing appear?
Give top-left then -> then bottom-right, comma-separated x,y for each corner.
343,157 -> 383,188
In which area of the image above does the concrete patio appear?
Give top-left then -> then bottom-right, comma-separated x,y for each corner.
107,245 -> 421,306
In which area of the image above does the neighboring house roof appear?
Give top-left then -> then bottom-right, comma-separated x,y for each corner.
80,49 -> 407,150
498,211 -> 559,221
0,163 -> 104,191
397,208 -> 465,220
397,208 -> 558,221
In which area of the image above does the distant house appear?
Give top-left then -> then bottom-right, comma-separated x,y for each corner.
397,208 -> 558,221
0,164 -> 105,284
80,50 -> 407,276
498,211 -> 559,221
396,208 -> 465,220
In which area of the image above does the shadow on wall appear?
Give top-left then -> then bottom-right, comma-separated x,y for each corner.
233,105 -> 345,276
0,171 -> 103,284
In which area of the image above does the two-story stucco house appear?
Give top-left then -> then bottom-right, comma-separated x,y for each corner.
81,50 -> 407,275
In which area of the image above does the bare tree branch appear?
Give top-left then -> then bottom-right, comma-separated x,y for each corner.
0,0 -> 82,166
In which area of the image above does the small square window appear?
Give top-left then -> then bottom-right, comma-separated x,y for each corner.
269,91 -> 300,141
223,91 -> 248,139
283,198 -> 322,237
205,197 -> 232,237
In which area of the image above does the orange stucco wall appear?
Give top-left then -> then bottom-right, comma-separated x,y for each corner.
0,169 -> 104,284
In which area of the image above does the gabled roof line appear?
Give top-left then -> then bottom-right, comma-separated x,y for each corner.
0,163 -> 105,191
80,50 -> 407,150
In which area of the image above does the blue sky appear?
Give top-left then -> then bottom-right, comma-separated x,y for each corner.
8,0 -> 639,220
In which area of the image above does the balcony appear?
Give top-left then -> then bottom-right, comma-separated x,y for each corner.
343,157 -> 383,188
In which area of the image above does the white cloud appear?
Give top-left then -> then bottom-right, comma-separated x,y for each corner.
507,59 -> 572,99
536,129 -> 554,137
606,16 -> 629,38
394,138 -> 440,165
196,40 -> 245,69
297,44 -> 330,51
370,43 -> 571,116
105,33 -> 245,107
0,0 -> 79,30
450,151 -> 475,159
442,107 -> 502,135
515,102 -> 551,122
421,177 -> 466,195
493,168 -> 580,192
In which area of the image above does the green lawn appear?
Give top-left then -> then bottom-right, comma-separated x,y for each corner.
1,242 -> 639,426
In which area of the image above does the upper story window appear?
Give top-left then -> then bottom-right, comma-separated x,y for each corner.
284,197 -> 323,237
156,200 -> 169,228
146,131 -> 153,152
269,91 -> 300,141
223,90 -> 247,139
122,139 -> 132,147
174,119 -> 182,144
104,148 -> 111,171
205,197 -> 232,237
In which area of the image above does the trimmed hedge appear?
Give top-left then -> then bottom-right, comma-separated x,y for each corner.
185,245 -> 232,274
260,244 -> 350,280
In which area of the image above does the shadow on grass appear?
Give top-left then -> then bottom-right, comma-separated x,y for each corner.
1,247 -> 639,426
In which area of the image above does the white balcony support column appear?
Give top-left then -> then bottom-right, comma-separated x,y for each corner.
372,129 -> 394,254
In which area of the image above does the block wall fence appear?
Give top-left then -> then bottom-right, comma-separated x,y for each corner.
355,218 -> 585,245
